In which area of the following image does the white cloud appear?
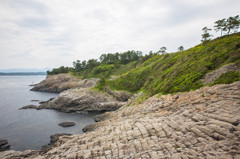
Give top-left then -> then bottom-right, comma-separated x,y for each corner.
0,0 -> 239,69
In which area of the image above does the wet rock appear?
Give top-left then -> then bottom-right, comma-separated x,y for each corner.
49,133 -> 71,145
82,123 -> 97,133
94,112 -> 111,122
30,100 -> 39,102
19,104 -> 39,110
58,122 -> 76,127
0,139 -> 10,151
39,98 -> 55,104
41,133 -> 72,151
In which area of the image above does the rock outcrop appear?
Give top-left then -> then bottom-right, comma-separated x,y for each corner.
201,63 -> 240,85
0,140 -> 10,152
19,105 -> 39,110
58,122 -> 76,127
38,88 -> 126,113
30,74 -> 99,93
2,82 -> 240,158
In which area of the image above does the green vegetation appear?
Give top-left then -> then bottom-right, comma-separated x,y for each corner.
47,15 -> 240,99
211,71 -> 240,85
107,33 -> 240,96
47,66 -> 73,75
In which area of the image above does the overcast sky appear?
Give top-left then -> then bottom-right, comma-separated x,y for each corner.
0,0 -> 239,70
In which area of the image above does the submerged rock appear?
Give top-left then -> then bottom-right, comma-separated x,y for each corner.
19,105 -> 39,110
58,122 -> 76,127
30,100 -> 39,102
0,139 -> 10,151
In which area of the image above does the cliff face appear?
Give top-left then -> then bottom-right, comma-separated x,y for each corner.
30,74 -> 99,93
2,82 -> 240,159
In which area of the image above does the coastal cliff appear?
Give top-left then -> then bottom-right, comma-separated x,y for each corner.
1,82 -> 240,158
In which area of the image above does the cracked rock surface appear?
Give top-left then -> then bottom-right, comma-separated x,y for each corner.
1,82 -> 240,159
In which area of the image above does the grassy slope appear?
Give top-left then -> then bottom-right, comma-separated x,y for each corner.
106,33 -> 240,96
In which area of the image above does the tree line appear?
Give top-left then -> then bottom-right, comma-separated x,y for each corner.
47,15 -> 239,75
201,15 -> 240,43
47,50 -> 143,75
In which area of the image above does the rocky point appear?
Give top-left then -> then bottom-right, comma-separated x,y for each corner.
1,81 -> 240,158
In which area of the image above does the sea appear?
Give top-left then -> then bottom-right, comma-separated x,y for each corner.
0,75 -> 98,151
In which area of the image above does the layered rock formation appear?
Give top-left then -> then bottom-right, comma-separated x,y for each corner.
30,74 -> 99,93
37,88 -> 126,113
2,82 -> 240,158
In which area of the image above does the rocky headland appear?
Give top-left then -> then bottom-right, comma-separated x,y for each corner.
30,74 -> 99,93
2,81 -> 240,158
37,88 -> 127,113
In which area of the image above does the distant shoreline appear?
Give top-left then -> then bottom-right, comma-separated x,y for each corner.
0,72 -> 47,76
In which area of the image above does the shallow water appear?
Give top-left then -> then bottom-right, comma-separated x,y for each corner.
0,76 -> 98,151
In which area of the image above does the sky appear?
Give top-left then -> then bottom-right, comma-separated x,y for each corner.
0,0 -> 239,70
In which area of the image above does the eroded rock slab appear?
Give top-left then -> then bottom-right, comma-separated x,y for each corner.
19,105 -> 39,110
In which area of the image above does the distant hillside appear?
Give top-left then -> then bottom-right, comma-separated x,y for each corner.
106,33 -> 240,96
0,68 -> 51,73
0,72 -> 47,76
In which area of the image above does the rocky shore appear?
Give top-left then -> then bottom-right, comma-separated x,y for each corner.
1,81 -> 240,158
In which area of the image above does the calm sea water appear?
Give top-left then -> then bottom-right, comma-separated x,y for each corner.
0,76 -> 98,151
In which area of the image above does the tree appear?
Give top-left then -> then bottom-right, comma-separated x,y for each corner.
73,60 -> 82,72
178,46 -> 184,51
159,47 -> 167,54
201,27 -> 212,43
231,15 -> 240,33
225,16 -> 236,35
214,18 -> 226,37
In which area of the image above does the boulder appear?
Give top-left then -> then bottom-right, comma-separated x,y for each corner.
58,122 -> 76,127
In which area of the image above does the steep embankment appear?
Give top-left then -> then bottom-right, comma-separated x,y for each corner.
107,33 -> 240,95
31,74 -> 98,93
1,82 -> 240,158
